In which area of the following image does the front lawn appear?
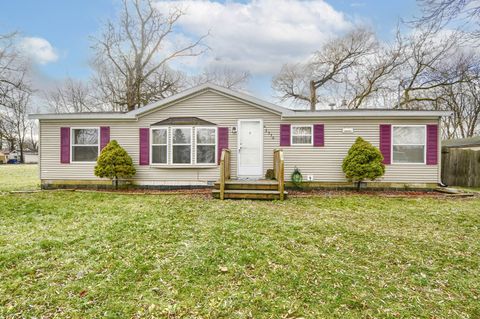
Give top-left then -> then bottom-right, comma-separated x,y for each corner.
1,190 -> 479,318
0,164 -> 39,191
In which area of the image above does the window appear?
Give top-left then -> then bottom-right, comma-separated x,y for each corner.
151,128 -> 168,164
392,125 -> 426,164
71,128 -> 99,162
171,127 -> 192,164
196,127 -> 216,164
291,125 -> 313,145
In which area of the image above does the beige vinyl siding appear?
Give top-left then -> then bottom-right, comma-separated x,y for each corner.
282,118 -> 440,183
39,90 -> 441,185
39,91 -> 280,185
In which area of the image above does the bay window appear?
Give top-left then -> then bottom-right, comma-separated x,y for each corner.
171,127 -> 192,164
196,127 -> 217,164
71,128 -> 99,162
291,125 -> 313,145
151,128 -> 168,164
392,125 -> 426,164
149,125 -> 218,166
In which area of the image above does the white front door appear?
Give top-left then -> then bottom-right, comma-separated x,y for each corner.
238,119 -> 263,177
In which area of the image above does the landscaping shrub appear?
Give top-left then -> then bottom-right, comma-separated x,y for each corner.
342,137 -> 385,190
94,140 -> 136,189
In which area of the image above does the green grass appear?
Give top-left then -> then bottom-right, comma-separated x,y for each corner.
0,164 -> 39,191
1,191 -> 479,318
0,165 -> 479,317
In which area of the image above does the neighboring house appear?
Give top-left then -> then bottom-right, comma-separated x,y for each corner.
0,151 -> 7,164
30,84 -> 449,191
4,150 -> 38,163
24,152 -> 39,164
442,136 -> 480,151
6,151 -> 17,161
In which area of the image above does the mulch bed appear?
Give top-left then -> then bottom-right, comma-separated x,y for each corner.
6,186 -> 477,199
287,189 -> 476,198
18,187 -> 473,199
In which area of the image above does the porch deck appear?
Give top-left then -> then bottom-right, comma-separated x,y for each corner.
212,179 -> 288,200
213,149 -> 287,200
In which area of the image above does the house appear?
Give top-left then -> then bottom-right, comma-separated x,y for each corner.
0,151 -> 7,164
30,84 -> 450,197
2,150 -> 39,163
23,151 -> 39,164
442,136 -> 480,151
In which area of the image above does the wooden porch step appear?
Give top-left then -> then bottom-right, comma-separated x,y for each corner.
213,179 -> 279,190
212,189 -> 288,200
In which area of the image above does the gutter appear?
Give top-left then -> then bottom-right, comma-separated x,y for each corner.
281,110 -> 452,119
28,113 -> 135,120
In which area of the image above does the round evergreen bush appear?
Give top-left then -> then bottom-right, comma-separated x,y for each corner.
342,137 -> 385,190
94,140 -> 136,189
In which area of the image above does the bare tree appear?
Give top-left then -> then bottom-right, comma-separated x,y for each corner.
0,32 -> 29,105
429,52 -> 480,138
0,116 -> 16,152
189,66 -> 250,91
44,78 -> 103,113
414,0 -> 480,39
0,31 -> 33,156
0,89 -> 31,162
91,0 -> 208,111
393,27 -> 466,109
344,31 -> 407,109
93,63 -> 186,112
273,28 -> 377,110
24,121 -> 38,152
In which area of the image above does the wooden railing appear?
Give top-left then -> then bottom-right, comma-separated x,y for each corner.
219,149 -> 231,200
273,149 -> 285,200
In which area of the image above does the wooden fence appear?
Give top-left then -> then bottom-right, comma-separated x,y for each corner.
441,147 -> 480,187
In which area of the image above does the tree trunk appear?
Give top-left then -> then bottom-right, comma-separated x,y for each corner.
19,142 -> 24,163
114,176 -> 119,190
309,80 -> 317,111
8,138 -> 15,152
357,180 -> 362,191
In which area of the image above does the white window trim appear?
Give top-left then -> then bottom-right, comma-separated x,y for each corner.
150,126 -> 169,165
170,126 -> 193,165
291,124 -> 313,146
70,127 -> 100,163
391,125 -> 427,165
195,126 -> 217,165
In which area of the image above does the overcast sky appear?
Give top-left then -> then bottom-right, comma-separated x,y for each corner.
0,0 -> 420,101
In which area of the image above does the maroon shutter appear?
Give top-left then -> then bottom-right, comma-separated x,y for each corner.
313,124 -> 324,147
379,124 -> 391,165
426,124 -> 438,165
100,126 -> 110,150
280,124 -> 291,146
139,128 -> 149,165
60,127 -> 70,164
217,127 -> 229,164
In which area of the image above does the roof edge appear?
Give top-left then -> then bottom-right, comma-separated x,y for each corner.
128,83 -> 292,117
28,113 -> 134,120
282,110 -> 452,118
